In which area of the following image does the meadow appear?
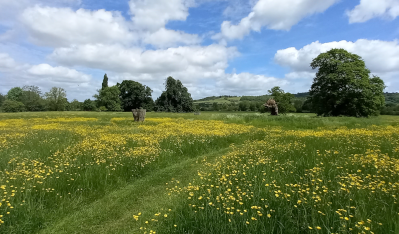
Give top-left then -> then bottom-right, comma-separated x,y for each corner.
0,111 -> 398,233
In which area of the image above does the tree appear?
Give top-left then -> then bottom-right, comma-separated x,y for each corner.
212,102 -> 219,111
155,76 -> 194,112
117,80 -> 154,111
239,101 -> 249,111
293,99 -> 304,113
83,99 -> 97,111
0,93 -> 5,107
268,86 -> 296,114
309,48 -> 385,117
7,87 -> 23,102
94,86 -> 122,111
102,74 -> 109,90
69,99 -> 83,111
1,100 -> 25,112
21,85 -> 46,111
45,87 -> 68,111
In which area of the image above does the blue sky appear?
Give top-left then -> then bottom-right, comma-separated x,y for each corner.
0,0 -> 398,101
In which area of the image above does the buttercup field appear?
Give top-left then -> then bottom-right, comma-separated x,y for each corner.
0,112 -> 398,233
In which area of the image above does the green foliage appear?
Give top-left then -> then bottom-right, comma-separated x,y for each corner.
7,87 -> 23,102
94,86 -> 122,112
102,74 -> 108,90
21,85 -> 46,111
83,99 -> 97,111
212,102 -> 219,111
309,48 -> 385,117
69,99 -> 83,111
238,101 -> 249,111
241,95 -> 271,102
98,106 -> 108,112
268,86 -> 296,114
117,80 -> 154,111
155,76 -> 194,112
293,99 -> 304,113
1,100 -> 25,112
45,87 -> 68,111
0,93 -> 5,107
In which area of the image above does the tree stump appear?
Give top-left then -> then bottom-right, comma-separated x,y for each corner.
132,109 -> 146,122
264,99 -> 279,115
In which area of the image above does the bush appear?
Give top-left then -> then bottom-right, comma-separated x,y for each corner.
2,100 -> 25,112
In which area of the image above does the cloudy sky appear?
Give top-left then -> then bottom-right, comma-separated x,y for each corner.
0,0 -> 398,101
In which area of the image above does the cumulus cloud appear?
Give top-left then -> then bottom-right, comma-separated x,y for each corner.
0,53 -> 93,100
217,0 -> 339,40
50,44 -> 238,80
0,53 -> 19,70
347,0 -> 399,23
129,0 -> 195,31
28,64 -> 91,83
142,28 -> 201,48
275,39 -> 399,73
20,6 -> 136,47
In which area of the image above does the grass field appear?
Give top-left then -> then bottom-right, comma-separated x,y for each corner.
193,97 -> 241,104
0,111 -> 399,233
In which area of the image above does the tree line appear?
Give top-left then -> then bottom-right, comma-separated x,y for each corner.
0,49 -> 390,117
0,75 -> 195,113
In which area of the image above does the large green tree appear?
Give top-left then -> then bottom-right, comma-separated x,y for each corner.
21,85 -> 46,111
94,86 -> 122,111
155,76 -> 194,112
45,87 -> 68,111
7,87 -> 23,102
117,80 -> 154,111
83,99 -> 97,111
309,48 -> 385,117
268,86 -> 296,114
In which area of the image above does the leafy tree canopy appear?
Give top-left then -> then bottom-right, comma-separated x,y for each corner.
155,76 -> 194,112
94,86 -> 122,112
268,86 -> 296,114
83,99 -> 97,111
7,87 -> 23,102
117,80 -> 154,111
45,87 -> 68,111
309,48 -> 385,117
1,100 -> 25,112
21,85 -> 46,111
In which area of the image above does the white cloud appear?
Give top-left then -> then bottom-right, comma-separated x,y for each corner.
0,53 -> 18,70
347,0 -> 399,23
28,64 -> 91,83
218,0 -> 339,40
0,53 -> 93,100
20,6 -> 135,47
142,28 -> 201,48
275,39 -> 399,73
0,0 -> 81,26
129,0 -> 195,31
50,44 -> 238,80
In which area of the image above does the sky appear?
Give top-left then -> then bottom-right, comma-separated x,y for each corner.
0,0 -> 398,101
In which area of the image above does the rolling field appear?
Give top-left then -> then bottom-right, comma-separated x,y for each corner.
0,112 -> 399,233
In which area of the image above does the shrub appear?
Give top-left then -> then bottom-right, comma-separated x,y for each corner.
2,100 -> 25,112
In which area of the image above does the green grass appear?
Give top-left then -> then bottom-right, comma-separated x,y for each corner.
194,96 -> 241,104
0,112 -> 399,233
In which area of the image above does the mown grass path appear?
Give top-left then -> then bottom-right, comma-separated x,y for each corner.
39,148 -> 230,234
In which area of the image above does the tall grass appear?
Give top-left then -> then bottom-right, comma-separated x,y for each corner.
0,112 -> 398,233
